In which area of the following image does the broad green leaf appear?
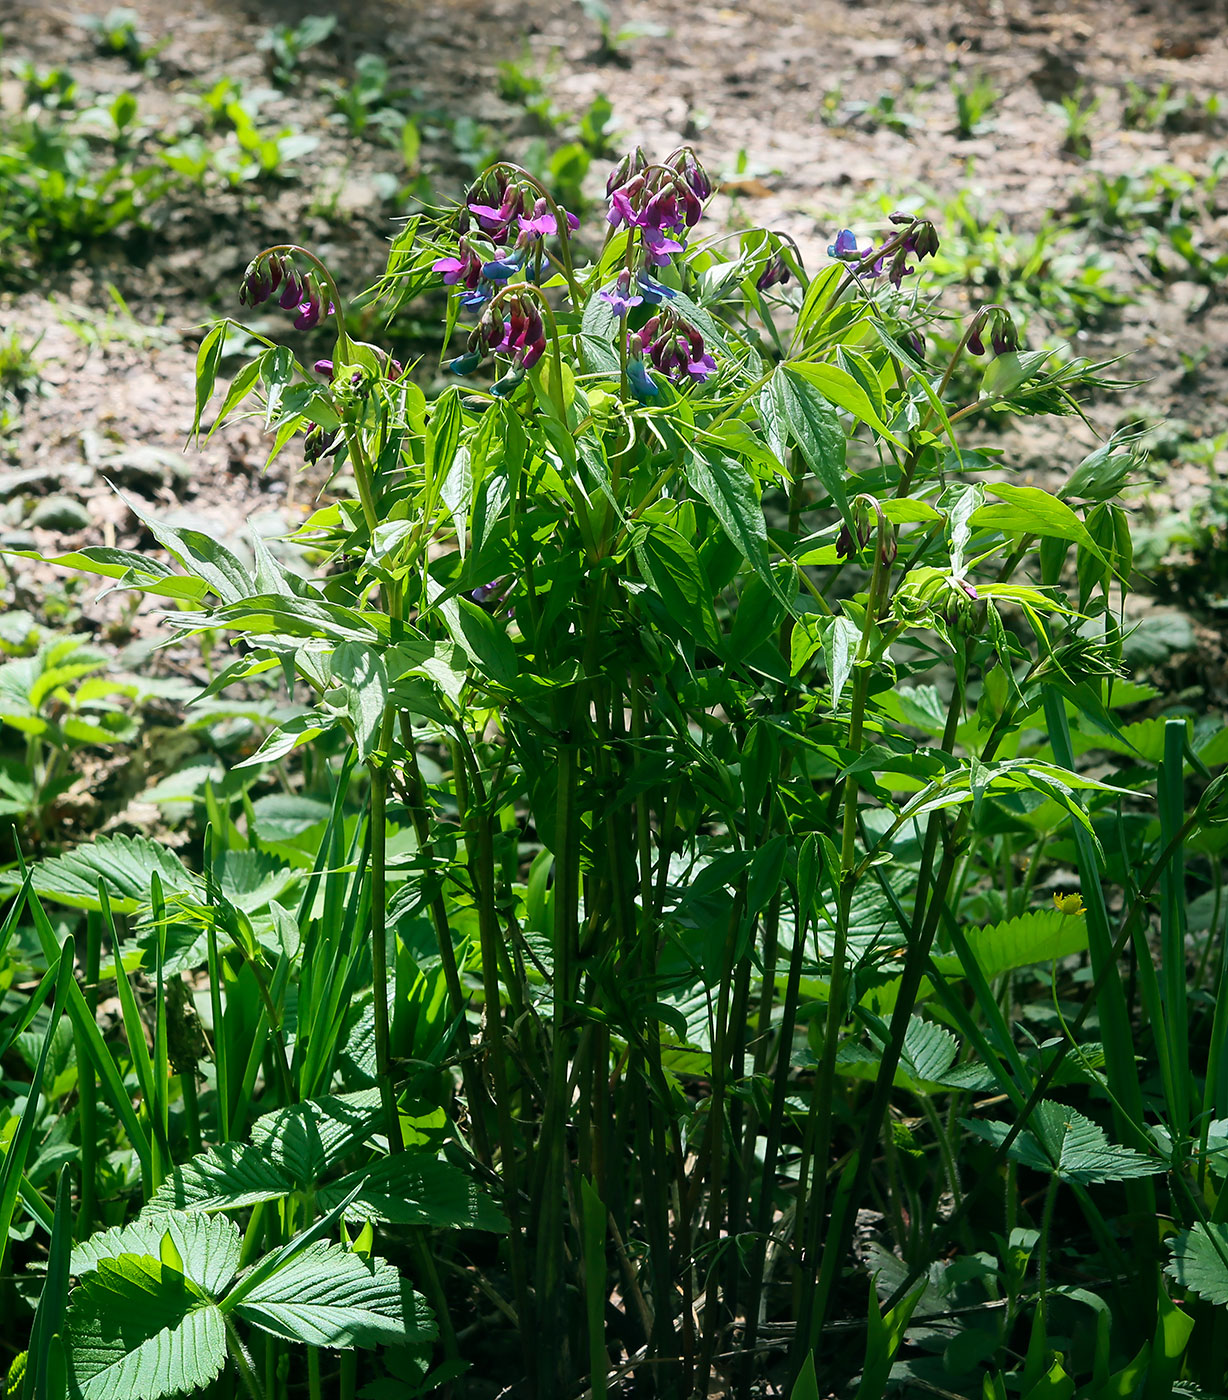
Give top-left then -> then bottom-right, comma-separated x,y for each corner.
441,445 -> 472,562
319,1154 -> 509,1232
965,909 -> 1089,980
963,1101 -> 1162,1184
250,1091 -> 383,1179
785,360 -> 902,446
970,484 -> 1099,555
234,712 -> 336,770
634,524 -> 717,645
823,615 -> 861,710
773,366 -> 849,516
329,642 -> 388,761
230,1240 -> 434,1349
65,1256 -> 226,1400
1164,1222 -> 1228,1305
71,1214 -> 241,1297
149,1144 -> 296,1215
686,448 -> 788,608
191,322 -> 227,440
117,494 -> 253,604
0,548 -> 207,602
32,836 -> 194,914
579,294 -> 619,375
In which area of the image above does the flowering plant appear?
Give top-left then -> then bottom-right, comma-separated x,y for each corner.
17,146 -> 1195,1400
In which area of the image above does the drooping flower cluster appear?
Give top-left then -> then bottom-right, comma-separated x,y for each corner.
625,309 -> 716,400
239,252 -> 333,330
826,212 -> 940,290
433,171 -> 578,307
598,147 -> 711,314
967,307 -> 1020,357
446,293 -> 547,398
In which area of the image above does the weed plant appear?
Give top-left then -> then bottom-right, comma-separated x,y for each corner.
1,148 -> 1227,1400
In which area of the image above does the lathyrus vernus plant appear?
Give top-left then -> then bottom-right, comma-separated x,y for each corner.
11,143 -> 1222,1400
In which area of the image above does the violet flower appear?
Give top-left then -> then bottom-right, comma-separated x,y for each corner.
600,269 -> 644,316
637,272 -> 676,304
828,229 -> 860,261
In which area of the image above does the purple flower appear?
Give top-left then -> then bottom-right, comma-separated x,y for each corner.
643,187 -> 682,235
607,186 -> 640,230
674,149 -> 712,201
757,254 -> 791,291
827,229 -> 860,261
278,273 -> 306,310
313,358 -> 333,376
459,286 -> 492,307
518,198 -> 579,238
967,329 -> 986,356
643,228 -> 684,266
600,269 -> 643,316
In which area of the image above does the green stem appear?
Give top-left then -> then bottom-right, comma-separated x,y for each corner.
369,705 -> 404,1155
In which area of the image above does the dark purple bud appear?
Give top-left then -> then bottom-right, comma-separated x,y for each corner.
967,328 -> 986,356
904,331 -> 925,358
313,358 -> 333,376
888,210 -> 913,225
676,149 -> 712,200
912,221 -> 940,259
303,423 -> 337,464
756,254 -> 791,291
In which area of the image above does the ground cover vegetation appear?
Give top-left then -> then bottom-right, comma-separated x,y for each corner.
1,2 -> 1227,1398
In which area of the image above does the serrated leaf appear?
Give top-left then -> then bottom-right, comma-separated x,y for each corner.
230,1241 -> 434,1349
32,836 -> 194,914
319,1154 -> 509,1232
71,1213 -> 241,1297
963,1101 -> 1162,1184
149,1145 -> 296,1216
250,1091 -> 384,1181
65,1256 -> 226,1400
1165,1223 -> 1228,1305
965,909 -> 1089,980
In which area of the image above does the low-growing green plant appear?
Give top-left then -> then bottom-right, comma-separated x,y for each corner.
1052,86 -> 1099,159
951,67 -> 998,138
258,13 -> 338,88
3,145 -> 1228,1400
81,6 -> 160,70
1122,80 -> 1223,134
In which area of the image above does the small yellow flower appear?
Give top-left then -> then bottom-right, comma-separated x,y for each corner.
1053,892 -> 1085,916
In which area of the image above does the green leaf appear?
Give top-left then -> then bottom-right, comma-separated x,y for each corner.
3,546 -> 207,601
964,909 -> 1089,980
633,524 -> 717,645
192,325 -> 227,441
71,1214 -> 241,1297
964,1102 -> 1162,1185
785,360 -> 902,446
230,1241 -> 434,1349
686,448 -> 788,609
329,642 -> 388,762
116,495 -> 253,604
970,484 -> 1099,555
250,1091 -> 383,1179
319,1155 -> 509,1232
773,366 -> 849,517
149,1144 -> 296,1215
1164,1222 -> 1228,1305
32,836 -> 194,914
65,1256 -> 226,1400
579,294 -> 620,376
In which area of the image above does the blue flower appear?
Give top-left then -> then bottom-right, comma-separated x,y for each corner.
827,228 -> 860,260
637,273 -> 676,305
481,253 -> 523,282
627,358 -> 659,401
447,350 -> 483,376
